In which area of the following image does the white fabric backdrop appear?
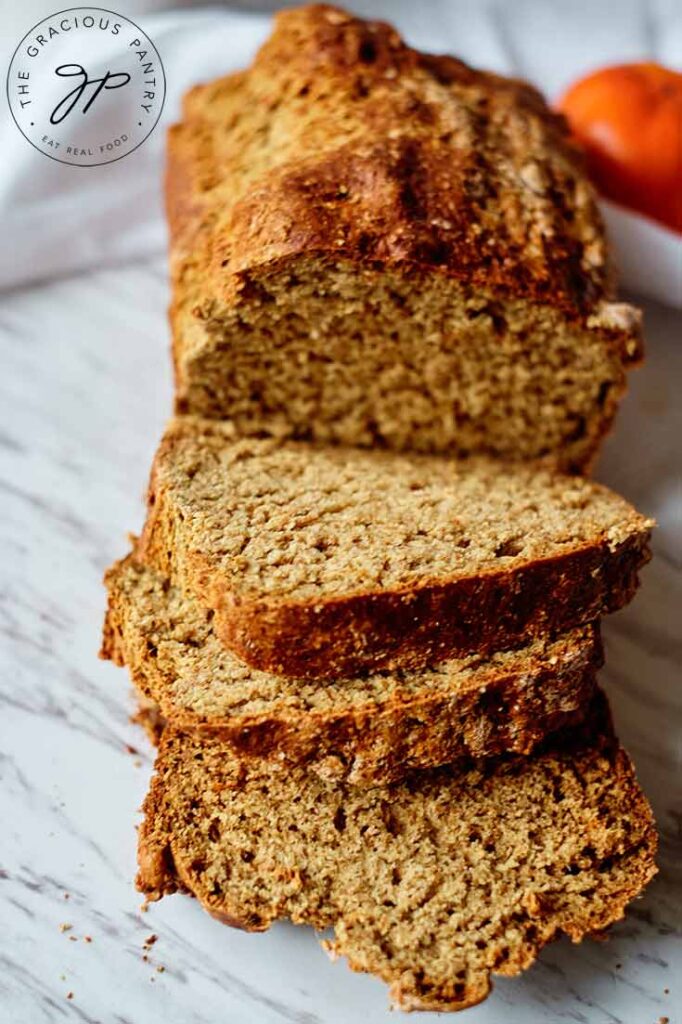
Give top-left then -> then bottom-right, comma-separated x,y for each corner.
0,0 -> 680,298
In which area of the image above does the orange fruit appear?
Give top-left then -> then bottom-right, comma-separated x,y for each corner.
559,63 -> 682,233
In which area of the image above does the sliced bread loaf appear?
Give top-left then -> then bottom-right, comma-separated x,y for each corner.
169,4 -> 641,471
138,417 -> 652,679
101,553 -> 600,784
138,693 -> 657,1011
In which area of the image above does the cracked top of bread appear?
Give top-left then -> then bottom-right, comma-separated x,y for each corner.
172,3 -> 617,314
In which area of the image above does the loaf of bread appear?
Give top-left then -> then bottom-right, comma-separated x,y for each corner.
168,3 -> 642,471
137,417 -> 652,679
97,8 -> 658,1012
101,553 -> 601,784
137,693 -> 657,1011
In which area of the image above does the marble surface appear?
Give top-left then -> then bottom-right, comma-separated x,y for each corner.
1,258 -> 681,1024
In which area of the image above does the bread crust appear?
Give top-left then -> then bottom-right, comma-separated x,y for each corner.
101,554 -> 602,785
207,537 -> 647,679
138,428 -> 652,679
169,5 -> 613,315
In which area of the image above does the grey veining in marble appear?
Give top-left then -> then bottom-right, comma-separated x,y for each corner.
0,259 -> 680,1024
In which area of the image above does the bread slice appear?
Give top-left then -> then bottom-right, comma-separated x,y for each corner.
168,4 -> 642,472
137,417 -> 652,679
101,553 -> 601,784
137,693 -> 657,1011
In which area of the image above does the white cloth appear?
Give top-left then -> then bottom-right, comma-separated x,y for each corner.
0,1 -> 680,303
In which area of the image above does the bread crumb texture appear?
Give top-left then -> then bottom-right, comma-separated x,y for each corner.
137,417 -> 652,677
137,694 -> 657,1011
168,4 -> 642,470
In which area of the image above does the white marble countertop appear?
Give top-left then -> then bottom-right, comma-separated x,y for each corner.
1,258 -> 681,1024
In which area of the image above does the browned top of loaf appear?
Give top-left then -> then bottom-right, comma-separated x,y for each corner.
169,3 -> 622,323
138,694 -> 657,1011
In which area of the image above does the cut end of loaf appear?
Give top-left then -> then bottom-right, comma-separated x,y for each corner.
175,256 -> 641,472
168,2 -> 643,471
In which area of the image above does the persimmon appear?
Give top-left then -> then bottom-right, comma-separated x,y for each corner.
558,63 -> 682,233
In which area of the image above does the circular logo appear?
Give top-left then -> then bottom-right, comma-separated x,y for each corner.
6,7 -> 166,167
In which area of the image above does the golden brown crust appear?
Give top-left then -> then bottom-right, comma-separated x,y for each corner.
214,535 -> 649,679
101,554 -> 602,785
171,5 -> 614,315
